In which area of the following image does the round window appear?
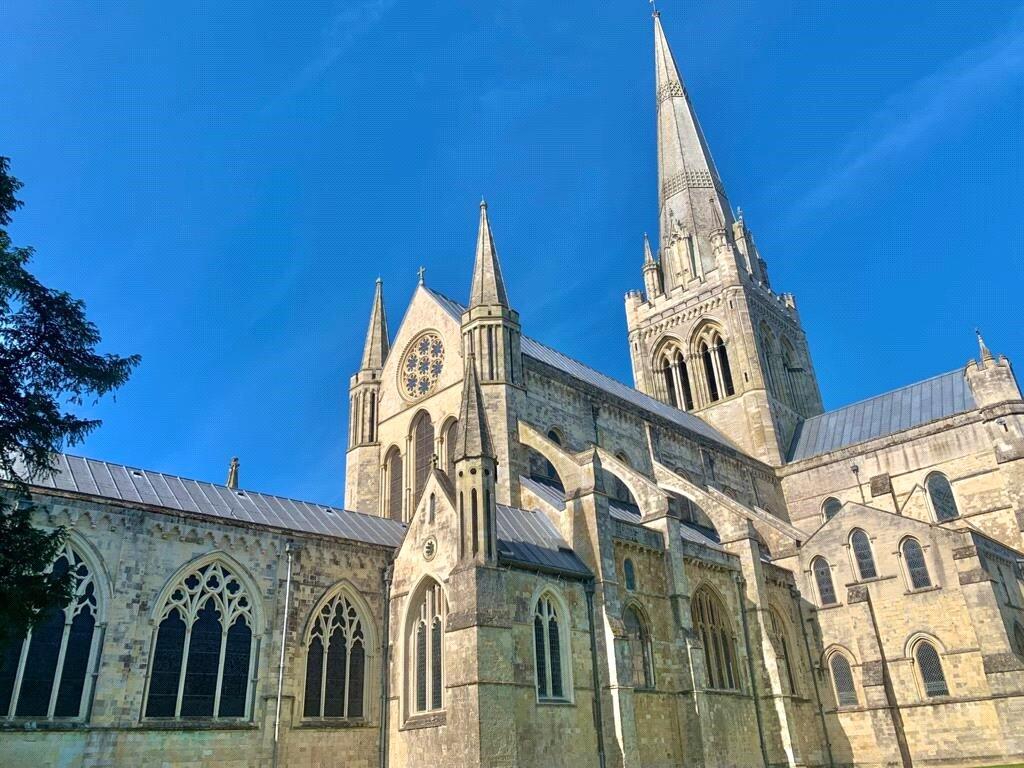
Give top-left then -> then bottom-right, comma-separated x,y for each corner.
400,332 -> 445,401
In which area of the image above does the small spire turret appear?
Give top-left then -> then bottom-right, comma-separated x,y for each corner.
226,457 -> 239,490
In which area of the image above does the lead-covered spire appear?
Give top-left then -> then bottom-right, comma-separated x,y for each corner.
455,352 -> 494,461
360,278 -> 390,371
469,200 -> 509,309
654,13 -> 733,247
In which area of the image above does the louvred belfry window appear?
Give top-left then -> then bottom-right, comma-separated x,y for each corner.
0,543 -> 102,720
145,560 -> 255,720
303,590 -> 369,720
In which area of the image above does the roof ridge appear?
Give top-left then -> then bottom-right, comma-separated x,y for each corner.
808,367 -> 968,421
51,452 -> 394,525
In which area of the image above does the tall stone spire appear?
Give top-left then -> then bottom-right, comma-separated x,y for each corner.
455,353 -> 494,461
469,200 -> 509,309
654,12 -> 733,250
360,278 -> 390,371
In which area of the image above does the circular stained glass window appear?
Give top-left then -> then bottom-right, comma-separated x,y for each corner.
400,332 -> 445,400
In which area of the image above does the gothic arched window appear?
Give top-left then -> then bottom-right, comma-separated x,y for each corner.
1013,622 -> 1024,658
659,346 -> 695,412
412,412 -> 435,511
926,473 -> 960,522
901,538 -> 932,590
145,558 -> 256,719
534,594 -> 569,701
828,652 -> 858,707
714,335 -> 735,397
303,588 -> 370,720
812,557 -> 837,606
408,580 -> 445,715
850,529 -> 877,580
0,542 -> 101,720
822,497 -> 842,522
768,609 -> 796,695
384,447 -> 403,522
444,418 -> 459,479
691,588 -> 739,690
781,337 -> 801,408
913,640 -> 949,697
624,605 -> 654,690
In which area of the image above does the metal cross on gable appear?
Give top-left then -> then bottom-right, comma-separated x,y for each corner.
417,266 -> 426,285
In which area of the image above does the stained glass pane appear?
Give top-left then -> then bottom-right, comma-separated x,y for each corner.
413,414 -> 435,509
823,498 -> 842,521
180,602 -> 221,717
851,531 -> 877,580
830,655 -> 857,707
814,559 -> 837,606
217,616 -> 251,717
146,610 -> 186,717
347,641 -> 365,718
431,619 -> 443,709
415,623 -> 426,712
0,629 -> 25,715
548,617 -> 562,699
54,609 -> 96,717
324,628 -> 347,717
16,607 -> 64,716
927,474 -> 960,521
304,636 -> 324,718
534,615 -> 548,698
388,451 -> 403,522
916,643 -> 948,697
903,540 -> 932,589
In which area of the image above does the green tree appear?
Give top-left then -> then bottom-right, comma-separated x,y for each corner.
0,156 -> 139,645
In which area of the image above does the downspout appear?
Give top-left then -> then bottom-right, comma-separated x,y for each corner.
272,542 -> 295,768
864,589 -> 913,768
792,587 -> 834,768
585,579 -> 607,768
379,564 -> 394,768
734,573 -> 769,768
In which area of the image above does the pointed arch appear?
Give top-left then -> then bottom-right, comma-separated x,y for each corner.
767,606 -> 797,696
779,336 -> 802,409
759,322 -> 779,398
301,581 -> 377,721
926,472 -> 960,522
623,601 -> 655,690
404,576 -> 447,717
411,410 -> 435,512
532,587 -> 573,702
653,337 -> 694,411
383,445 -> 403,522
691,322 -> 735,404
0,535 -> 107,721
440,416 -> 459,479
144,552 -> 262,720
691,584 -> 739,690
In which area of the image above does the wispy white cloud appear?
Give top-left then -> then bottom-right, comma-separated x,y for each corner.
785,9 -> 1024,223
263,0 -> 395,112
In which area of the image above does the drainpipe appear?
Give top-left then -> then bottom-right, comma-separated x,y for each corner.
734,573 -> 769,768
379,564 -> 394,768
272,542 -> 295,768
792,586 -> 834,768
585,579 -> 607,768
863,589 -> 913,768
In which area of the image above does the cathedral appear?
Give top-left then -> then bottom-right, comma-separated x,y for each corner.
3,12 -> 1024,768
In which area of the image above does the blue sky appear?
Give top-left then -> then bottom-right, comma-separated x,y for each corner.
3,1 -> 1022,505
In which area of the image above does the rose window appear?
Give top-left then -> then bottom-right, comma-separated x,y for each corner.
401,332 -> 445,400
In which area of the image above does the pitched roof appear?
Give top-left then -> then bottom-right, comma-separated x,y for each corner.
426,288 -> 739,451
25,454 -> 407,548
22,455 -> 592,576
496,504 -> 590,577
788,368 -> 976,462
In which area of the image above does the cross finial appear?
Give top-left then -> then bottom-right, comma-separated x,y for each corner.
976,328 -> 994,362
417,266 -> 426,286
650,0 -> 659,17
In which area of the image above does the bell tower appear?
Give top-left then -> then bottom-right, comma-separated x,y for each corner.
625,12 -> 823,465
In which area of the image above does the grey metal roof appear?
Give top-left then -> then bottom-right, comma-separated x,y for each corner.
519,474 -> 566,511
788,368 -> 976,462
679,521 -> 724,550
25,454 -> 407,548
496,503 -> 590,577
427,288 -> 739,451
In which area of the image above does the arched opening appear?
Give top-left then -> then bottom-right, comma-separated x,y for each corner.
768,608 -> 796,696
901,538 -> 932,590
691,587 -> 739,690
822,497 -> 842,522
850,529 -> 877,580
303,586 -> 372,720
623,604 -> 654,690
913,640 -> 949,697
383,447 -> 403,522
0,541 -> 103,720
926,472 -> 960,521
657,344 -> 694,411
406,579 -> 445,716
828,652 -> 858,707
411,412 -> 435,511
812,557 -> 837,606
533,592 -> 570,701
781,337 -> 801,408
443,418 -> 459,479
700,341 -> 719,402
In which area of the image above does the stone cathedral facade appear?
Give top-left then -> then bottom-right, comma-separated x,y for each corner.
2,13 -> 1024,768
